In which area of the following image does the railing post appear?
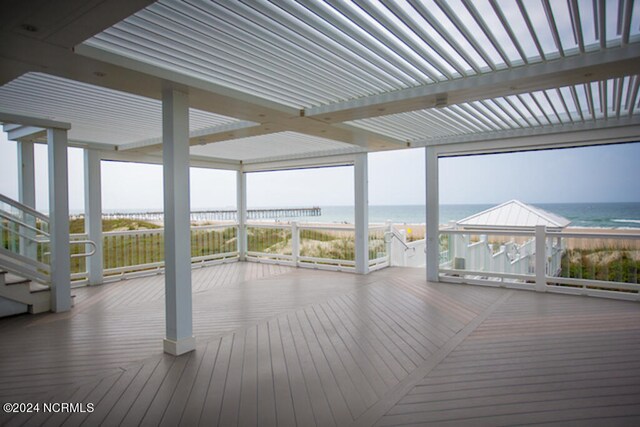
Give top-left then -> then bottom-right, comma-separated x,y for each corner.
291,221 -> 299,266
385,220 -> 392,264
535,225 -> 547,292
237,169 -> 247,261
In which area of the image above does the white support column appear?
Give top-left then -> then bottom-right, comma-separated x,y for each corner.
84,149 -> 103,285
18,141 -> 36,259
236,169 -> 247,261
18,141 -> 36,207
47,128 -> 71,312
162,88 -> 195,356
354,153 -> 369,274
535,225 -> 547,292
425,146 -> 440,282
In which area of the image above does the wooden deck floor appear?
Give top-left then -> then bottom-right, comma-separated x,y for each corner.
1,262 -> 639,426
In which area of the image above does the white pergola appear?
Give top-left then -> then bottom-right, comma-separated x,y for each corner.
1,0 -> 639,355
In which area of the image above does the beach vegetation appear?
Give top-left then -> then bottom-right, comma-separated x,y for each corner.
560,248 -> 640,284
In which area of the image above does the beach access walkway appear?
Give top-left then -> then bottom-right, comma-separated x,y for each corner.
1,262 -> 639,426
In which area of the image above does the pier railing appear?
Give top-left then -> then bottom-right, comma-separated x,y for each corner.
438,226 -> 640,301
75,207 -> 322,222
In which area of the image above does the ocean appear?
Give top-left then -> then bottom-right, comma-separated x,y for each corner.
266,203 -> 640,229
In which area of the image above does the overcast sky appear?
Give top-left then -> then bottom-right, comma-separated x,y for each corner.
0,132 -> 638,212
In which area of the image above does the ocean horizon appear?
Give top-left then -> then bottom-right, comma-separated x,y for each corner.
91,202 -> 640,229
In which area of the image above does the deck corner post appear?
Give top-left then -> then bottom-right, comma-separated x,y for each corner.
354,153 -> 369,274
426,146 -> 439,282
237,169 -> 247,261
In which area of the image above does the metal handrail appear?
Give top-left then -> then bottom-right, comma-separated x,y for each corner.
385,229 -> 416,253
70,240 -> 97,258
0,193 -> 49,222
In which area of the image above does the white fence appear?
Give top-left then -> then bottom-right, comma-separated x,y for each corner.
437,226 -> 640,301
69,222 -> 393,284
246,222 -> 390,272
65,220 -> 639,302
69,224 -> 238,285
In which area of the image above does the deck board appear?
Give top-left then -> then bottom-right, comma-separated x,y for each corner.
0,264 -> 639,426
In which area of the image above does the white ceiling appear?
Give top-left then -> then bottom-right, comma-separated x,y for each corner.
0,72 -> 240,145
0,0 -> 639,166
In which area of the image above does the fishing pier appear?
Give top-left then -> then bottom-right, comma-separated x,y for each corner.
83,207 -> 322,222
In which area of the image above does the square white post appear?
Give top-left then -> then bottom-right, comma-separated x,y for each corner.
84,149 -> 103,285
535,225 -> 547,292
425,146 -> 440,282
47,128 -> 71,312
18,141 -> 36,259
236,169 -> 247,261
354,153 -> 369,274
162,88 -> 195,356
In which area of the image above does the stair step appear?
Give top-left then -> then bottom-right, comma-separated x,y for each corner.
4,273 -> 30,286
30,283 -> 50,294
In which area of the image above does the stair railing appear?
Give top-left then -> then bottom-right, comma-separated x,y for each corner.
0,193 -> 96,285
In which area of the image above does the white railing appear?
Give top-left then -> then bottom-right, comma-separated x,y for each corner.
1,194 -> 48,284
438,227 -> 640,301
99,224 -> 238,282
245,222 -> 392,272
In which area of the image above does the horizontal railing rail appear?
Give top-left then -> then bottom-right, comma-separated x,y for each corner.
439,226 -> 640,301
100,224 -> 239,281
0,211 -> 50,239
244,221 -> 393,272
1,195 -> 53,285
0,193 -> 49,222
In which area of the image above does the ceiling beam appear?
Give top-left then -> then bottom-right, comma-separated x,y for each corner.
424,117 -> 640,156
118,121 -> 265,152
76,44 -> 406,150
0,110 -> 71,130
243,153 -> 358,173
6,125 -> 46,141
305,44 -> 640,123
99,150 -> 241,171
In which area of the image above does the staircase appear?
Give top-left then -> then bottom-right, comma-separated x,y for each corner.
0,269 -> 49,315
0,193 -> 53,317
0,193 -> 93,317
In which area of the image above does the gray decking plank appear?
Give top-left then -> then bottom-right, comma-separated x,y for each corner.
278,315 -> 317,426
238,325 -> 259,427
256,322 -> 277,426
295,306 -> 353,426
287,310 -> 336,427
177,340 -> 221,426
267,317 -> 297,427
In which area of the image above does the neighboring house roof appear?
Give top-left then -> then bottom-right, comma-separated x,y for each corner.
457,200 -> 571,231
